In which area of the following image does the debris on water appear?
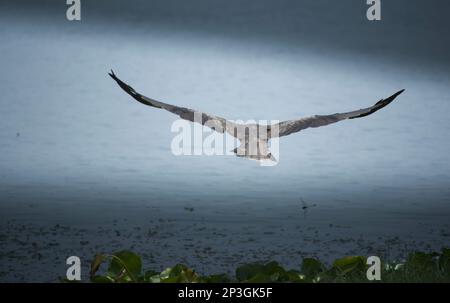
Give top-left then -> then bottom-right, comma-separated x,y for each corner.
300,198 -> 317,210
299,198 -> 317,218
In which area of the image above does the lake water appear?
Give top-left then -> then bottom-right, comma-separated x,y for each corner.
0,3 -> 450,281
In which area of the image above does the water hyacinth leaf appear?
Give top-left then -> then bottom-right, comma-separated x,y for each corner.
439,248 -> 450,272
246,273 -> 273,283
160,275 -> 182,283
90,254 -> 105,278
183,268 -> 198,282
264,261 -> 286,275
148,275 -> 161,283
332,256 -> 366,276
236,261 -> 290,282
169,264 -> 189,277
173,264 -> 197,281
441,247 -> 450,256
142,270 -> 160,283
301,258 -> 324,277
160,264 -> 198,283
159,267 -> 172,280
263,261 -> 288,281
407,251 -> 438,271
86,249 -> 450,283
285,270 -> 305,282
236,263 -> 265,281
270,272 -> 281,281
108,250 -> 142,280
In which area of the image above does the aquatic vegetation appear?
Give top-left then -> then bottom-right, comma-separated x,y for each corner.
87,248 -> 450,283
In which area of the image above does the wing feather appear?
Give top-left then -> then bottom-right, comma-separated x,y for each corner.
109,70 -> 235,134
272,89 -> 404,138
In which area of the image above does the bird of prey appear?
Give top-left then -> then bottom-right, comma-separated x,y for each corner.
109,70 -> 404,161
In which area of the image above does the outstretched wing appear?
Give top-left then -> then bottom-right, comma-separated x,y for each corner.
272,90 -> 405,138
109,70 -> 235,135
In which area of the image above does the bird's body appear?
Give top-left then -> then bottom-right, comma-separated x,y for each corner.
109,70 -> 404,162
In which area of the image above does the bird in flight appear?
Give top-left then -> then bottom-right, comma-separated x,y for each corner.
109,70 -> 404,162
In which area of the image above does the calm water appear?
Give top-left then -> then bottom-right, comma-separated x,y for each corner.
0,4 -> 450,281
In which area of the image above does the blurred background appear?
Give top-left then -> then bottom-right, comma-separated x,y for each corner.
0,0 -> 449,282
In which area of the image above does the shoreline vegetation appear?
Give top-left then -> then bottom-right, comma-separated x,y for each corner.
70,248 -> 450,283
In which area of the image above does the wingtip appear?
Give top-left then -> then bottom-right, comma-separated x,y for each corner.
349,89 -> 404,119
387,89 -> 405,101
396,89 -> 405,96
108,69 -> 116,78
382,89 -> 405,103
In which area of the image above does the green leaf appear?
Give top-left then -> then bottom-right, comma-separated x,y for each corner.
236,263 -> 265,282
141,270 -> 160,283
84,247 -> 450,283
169,264 -> 187,277
246,273 -> 272,283
406,251 -> 438,272
264,261 -> 285,274
301,258 -> 324,278
285,270 -> 305,282
264,261 -> 288,282
160,264 -> 198,283
332,256 -> 366,276
439,248 -> 450,273
159,267 -> 172,280
108,250 -> 142,281
90,254 -> 105,278
235,261 -> 289,282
